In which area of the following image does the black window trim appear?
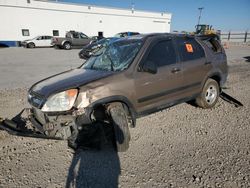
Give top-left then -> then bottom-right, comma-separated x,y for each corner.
138,37 -> 178,70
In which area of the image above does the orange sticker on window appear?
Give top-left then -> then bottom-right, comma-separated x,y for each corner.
185,44 -> 193,53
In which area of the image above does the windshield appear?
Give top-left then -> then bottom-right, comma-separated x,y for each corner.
82,39 -> 142,72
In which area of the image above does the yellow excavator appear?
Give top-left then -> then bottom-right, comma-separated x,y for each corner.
190,24 -> 221,41
195,24 -> 217,35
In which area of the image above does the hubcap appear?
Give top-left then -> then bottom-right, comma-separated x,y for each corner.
205,85 -> 217,105
65,44 -> 70,49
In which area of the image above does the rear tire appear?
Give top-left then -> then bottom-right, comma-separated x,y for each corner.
196,78 -> 220,108
54,45 -> 62,49
109,103 -> 130,152
63,42 -> 71,50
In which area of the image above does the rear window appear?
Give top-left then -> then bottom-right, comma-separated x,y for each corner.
175,37 -> 205,62
203,38 -> 222,53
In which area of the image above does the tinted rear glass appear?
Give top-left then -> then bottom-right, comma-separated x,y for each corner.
175,37 -> 205,62
203,38 -> 222,53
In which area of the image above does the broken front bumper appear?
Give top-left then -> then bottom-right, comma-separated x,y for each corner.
0,113 -> 63,140
0,106 -> 94,141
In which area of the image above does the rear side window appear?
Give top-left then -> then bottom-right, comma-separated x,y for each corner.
45,36 -> 52,40
72,32 -> 79,38
175,37 -> 205,62
146,40 -> 177,67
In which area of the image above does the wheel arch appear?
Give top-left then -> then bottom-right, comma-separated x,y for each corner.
89,95 -> 137,127
202,72 -> 222,92
28,42 -> 35,48
62,40 -> 71,46
209,74 -> 221,86
207,73 -> 223,94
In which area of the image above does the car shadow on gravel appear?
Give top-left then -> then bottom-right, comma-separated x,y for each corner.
66,123 -> 121,188
66,148 -> 120,188
243,56 -> 250,63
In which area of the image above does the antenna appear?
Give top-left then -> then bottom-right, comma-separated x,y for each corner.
197,7 -> 204,25
131,2 -> 135,13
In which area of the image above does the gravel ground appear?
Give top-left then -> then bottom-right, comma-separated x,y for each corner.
0,46 -> 249,188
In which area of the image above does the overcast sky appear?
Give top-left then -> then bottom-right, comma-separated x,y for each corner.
59,0 -> 250,32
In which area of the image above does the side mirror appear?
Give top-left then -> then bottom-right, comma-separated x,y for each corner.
141,60 -> 157,74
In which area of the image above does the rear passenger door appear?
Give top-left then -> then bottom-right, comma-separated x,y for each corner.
174,37 -> 208,97
134,38 -> 184,113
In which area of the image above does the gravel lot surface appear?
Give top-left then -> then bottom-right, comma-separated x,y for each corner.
0,46 -> 249,188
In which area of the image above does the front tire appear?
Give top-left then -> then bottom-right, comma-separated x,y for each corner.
196,78 -> 220,108
28,42 -> 35,48
109,103 -> 131,152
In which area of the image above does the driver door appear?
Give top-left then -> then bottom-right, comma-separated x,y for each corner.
35,36 -> 44,47
134,38 -> 183,113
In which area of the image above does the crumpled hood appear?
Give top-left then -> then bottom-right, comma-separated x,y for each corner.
30,68 -> 115,97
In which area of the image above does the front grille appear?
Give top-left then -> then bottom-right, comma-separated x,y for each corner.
28,91 -> 45,109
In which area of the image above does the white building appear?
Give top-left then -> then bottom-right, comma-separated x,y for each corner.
0,0 -> 172,46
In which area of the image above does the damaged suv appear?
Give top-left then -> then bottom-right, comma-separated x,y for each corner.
27,33 -> 228,151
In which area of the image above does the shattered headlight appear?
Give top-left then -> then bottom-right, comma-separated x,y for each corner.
76,91 -> 90,108
41,89 -> 78,112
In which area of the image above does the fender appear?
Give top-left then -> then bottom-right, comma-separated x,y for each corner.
62,40 -> 71,46
201,70 -> 223,91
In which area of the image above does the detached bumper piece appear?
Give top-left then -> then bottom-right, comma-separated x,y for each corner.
0,109 -> 63,140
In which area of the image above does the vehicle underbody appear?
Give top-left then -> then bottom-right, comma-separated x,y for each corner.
0,91 -> 243,151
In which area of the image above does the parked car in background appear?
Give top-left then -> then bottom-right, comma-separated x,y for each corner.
27,33 -> 227,151
114,32 -> 140,38
21,36 -> 53,48
79,37 -> 119,59
52,31 -> 92,50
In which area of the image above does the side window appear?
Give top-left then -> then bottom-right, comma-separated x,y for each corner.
176,37 -> 205,62
66,33 -> 71,38
80,33 -> 88,39
146,40 -> 177,67
72,32 -> 79,39
121,33 -> 128,37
